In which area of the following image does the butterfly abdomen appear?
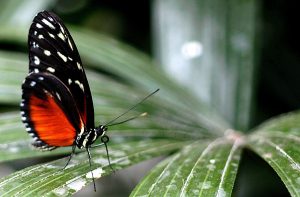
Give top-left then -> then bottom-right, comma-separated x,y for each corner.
76,125 -> 107,149
76,129 -> 97,149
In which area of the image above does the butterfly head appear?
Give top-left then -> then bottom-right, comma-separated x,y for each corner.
95,125 -> 108,137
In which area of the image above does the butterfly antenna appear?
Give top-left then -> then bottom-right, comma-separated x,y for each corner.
107,112 -> 147,126
104,89 -> 159,127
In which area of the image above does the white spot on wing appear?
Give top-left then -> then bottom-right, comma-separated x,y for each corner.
68,39 -> 74,51
44,50 -> 51,56
32,42 -> 39,48
30,81 -> 36,87
21,116 -> 26,121
41,19 -> 55,29
76,62 -> 82,70
38,76 -> 44,81
56,92 -> 61,101
34,68 -> 39,73
75,80 -> 84,91
57,51 -> 68,62
34,31 -> 37,35
47,67 -> 55,73
59,24 -> 65,34
48,17 -> 54,22
34,56 -> 40,65
58,32 -> 65,41
48,33 -> 55,38
36,23 -> 43,28
38,34 -> 44,39
68,78 -> 72,84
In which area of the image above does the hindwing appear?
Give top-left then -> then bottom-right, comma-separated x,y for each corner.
21,72 -> 84,149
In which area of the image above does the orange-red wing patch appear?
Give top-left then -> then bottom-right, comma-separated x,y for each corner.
29,94 -> 76,147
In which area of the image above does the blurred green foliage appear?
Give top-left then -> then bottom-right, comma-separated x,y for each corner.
0,0 -> 299,196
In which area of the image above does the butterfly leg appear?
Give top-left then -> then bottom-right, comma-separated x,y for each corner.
63,144 -> 76,169
101,135 -> 115,173
86,147 -> 96,192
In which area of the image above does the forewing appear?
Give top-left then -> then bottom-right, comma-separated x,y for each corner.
21,72 -> 84,149
28,10 -> 94,128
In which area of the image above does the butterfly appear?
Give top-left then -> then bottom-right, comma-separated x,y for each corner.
20,10 -> 158,191
20,10 -> 112,190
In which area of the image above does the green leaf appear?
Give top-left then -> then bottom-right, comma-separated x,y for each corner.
252,110 -> 300,134
131,135 -> 242,196
0,139 -> 185,196
0,51 -> 26,104
248,111 -> 300,197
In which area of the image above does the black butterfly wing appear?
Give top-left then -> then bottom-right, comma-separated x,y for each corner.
21,72 -> 83,150
27,11 -> 94,129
